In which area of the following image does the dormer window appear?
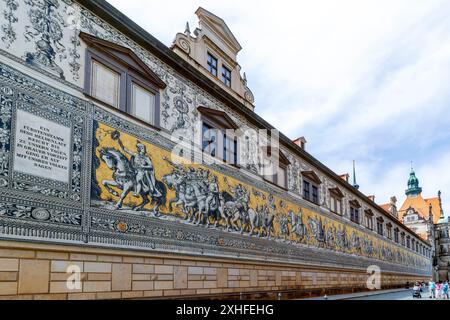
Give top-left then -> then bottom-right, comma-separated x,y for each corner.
221,65 -> 231,87
207,53 -> 218,77
82,32 -> 166,128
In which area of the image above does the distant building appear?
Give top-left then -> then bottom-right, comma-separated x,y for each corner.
381,168 -> 449,281
381,168 -> 442,241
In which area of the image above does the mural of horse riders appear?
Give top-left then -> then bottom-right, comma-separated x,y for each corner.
162,158 -> 233,227
99,131 -> 167,215
91,124 -> 428,268
288,209 -> 307,243
308,215 -> 326,246
247,204 -> 276,238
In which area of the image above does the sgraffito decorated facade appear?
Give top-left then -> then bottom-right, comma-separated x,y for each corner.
91,121 -> 428,270
0,0 -> 432,299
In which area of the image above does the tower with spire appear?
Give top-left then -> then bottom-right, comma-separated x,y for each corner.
352,160 -> 359,190
405,163 -> 422,197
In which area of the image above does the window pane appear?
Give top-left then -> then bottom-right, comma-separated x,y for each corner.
207,53 -> 218,76
312,185 -> 318,203
131,83 -> 155,124
91,60 -> 120,107
202,123 -> 217,158
223,135 -> 237,165
303,180 -> 310,199
221,66 -> 231,87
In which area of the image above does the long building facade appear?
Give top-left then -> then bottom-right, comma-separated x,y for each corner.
0,0 -> 432,299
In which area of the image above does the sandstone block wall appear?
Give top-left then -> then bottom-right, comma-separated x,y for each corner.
0,241 -> 424,300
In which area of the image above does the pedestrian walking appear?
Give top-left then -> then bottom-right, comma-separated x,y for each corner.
436,282 -> 442,299
429,280 -> 436,299
413,282 -> 422,298
443,281 -> 449,299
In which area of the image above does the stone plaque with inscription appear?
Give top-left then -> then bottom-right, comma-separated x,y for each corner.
13,110 -> 72,183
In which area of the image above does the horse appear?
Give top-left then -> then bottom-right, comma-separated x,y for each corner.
99,148 -> 135,209
162,172 -> 188,216
248,206 -> 275,238
222,197 -> 250,233
99,148 -> 167,215
162,172 -> 229,227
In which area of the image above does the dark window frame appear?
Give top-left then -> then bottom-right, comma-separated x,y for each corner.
350,206 -> 360,224
302,178 -> 321,205
349,200 -> 361,224
221,65 -> 232,87
376,217 -> 384,236
302,171 -> 321,205
207,52 -> 218,77
198,106 -> 239,167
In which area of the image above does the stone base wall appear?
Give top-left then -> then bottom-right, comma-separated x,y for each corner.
0,240 -> 425,300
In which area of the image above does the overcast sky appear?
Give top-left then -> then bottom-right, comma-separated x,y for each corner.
107,0 -> 450,215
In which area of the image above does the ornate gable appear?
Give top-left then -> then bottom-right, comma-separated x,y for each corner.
195,7 -> 242,56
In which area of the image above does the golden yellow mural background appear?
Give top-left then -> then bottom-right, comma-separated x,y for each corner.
93,122 -> 428,268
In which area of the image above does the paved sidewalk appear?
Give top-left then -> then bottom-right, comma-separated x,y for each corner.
300,288 -> 409,300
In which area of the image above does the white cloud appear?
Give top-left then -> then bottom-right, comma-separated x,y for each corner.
107,0 -> 450,215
